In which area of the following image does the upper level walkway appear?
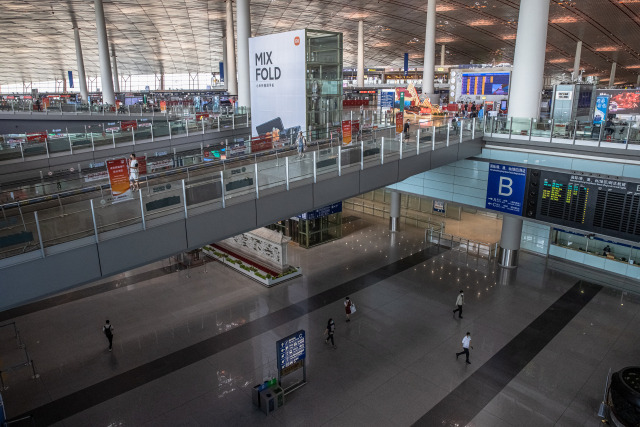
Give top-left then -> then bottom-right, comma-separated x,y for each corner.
0,118 -> 483,310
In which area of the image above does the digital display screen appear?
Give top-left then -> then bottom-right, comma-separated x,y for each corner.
528,170 -> 640,240
461,72 -> 510,96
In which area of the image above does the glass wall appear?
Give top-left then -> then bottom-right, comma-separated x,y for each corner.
306,30 -> 343,140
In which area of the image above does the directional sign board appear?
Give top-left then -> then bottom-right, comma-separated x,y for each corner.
486,163 -> 527,216
277,330 -> 306,373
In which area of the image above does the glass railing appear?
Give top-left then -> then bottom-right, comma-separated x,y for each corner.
484,116 -> 640,149
0,117 -> 482,264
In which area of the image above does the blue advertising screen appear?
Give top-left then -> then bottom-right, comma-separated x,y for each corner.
486,163 -> 527,215
461,73 -> 510,95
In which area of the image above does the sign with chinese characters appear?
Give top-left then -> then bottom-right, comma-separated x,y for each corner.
277,330 -> 306,373
342,120 -> 352,145
593,95 -> 609,124
485,163 -> 527,215
106,159 -> 133,203
380,90 -> 394,108
298,202 -> 342,221
395,111 -> 404,134
433,200 -> 446,213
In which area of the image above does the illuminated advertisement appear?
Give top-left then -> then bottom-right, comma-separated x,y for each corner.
249,30 -> 306,140
342,120 -> 352,145
596,89 -> 640,115
461,72 -> 510,95
106,159 -> 133,203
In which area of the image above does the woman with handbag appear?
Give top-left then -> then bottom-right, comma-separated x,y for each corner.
324,318 -> 336,349
344,297 -> 356,322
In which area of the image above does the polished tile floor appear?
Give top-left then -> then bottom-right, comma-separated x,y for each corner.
0,212 -> 638,426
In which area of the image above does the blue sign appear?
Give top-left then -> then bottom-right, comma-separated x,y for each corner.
298,202 -> 342,220
219,62 -> 225,82
486,163 -> 527,215
433,200 -> 445,213
68,71 -> 74,88
381,91 -> 394,108
594,95 -> 609,124
404,53 -> 409,77
277,330 -> 306,371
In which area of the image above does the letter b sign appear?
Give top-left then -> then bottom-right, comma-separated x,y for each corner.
498,177 -> 513,196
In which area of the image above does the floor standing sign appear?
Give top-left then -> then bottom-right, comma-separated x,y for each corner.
106,159 -> 133,203
395,111 -> 404,134
342,120 -> 352,145
276,330 -> 306,393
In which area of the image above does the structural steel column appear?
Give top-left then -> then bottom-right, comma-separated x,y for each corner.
236,0 -> 251,108
422,0 -> 436,99
440,44 -> 445,67
225,0 -> 238,96
390,191 -> 401,232
73,27 -> 89,104
609,62 -> 617,87
507,0 -> 549,120
498,215 -> 523,268
572,40 -> 582,81
357,20 -> 364,87
94,0 -> 115,105
112,46 -> 120,92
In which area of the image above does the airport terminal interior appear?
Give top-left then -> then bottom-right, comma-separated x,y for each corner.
1,1 -> 640,426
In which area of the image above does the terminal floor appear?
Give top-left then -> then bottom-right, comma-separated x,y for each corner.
0,215 -> 638,426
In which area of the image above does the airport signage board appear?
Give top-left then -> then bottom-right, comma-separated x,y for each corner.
342,120 -> 352,145
249,30 -> 306,139
277,330 -> 306,373
380,90 -> 394,108
485,163 -> 527,215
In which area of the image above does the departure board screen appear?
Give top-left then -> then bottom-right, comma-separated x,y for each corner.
530,170 -> 640,240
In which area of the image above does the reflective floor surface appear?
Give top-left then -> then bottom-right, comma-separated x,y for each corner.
0,212 -> 638,426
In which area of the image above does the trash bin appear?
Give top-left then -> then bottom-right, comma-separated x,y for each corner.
259,386 -> 284,415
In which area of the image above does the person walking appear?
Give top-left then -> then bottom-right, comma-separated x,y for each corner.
452,289 -> 464,319
296,131 -> 306,158
403,119 -> 410,140
344,297 -> 355,322
129,153 -> 139,192
456,332 -> 473,364
103,320 -> 114,351
324,318 -> 336,349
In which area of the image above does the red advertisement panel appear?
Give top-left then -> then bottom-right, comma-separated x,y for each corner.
351,120 -> 360,136
137,156 -> 147,175
342,120 -> 352,145
106,159 -> 132,203
396,112 -> 404,134
251,134 -> 272,153
120,120 -> 138,131
195,112 -> 210,121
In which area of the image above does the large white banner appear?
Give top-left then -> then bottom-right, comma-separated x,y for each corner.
249,30 -> 306,139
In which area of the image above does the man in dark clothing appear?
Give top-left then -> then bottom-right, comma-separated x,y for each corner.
103,320 -> 114,351
403,119 -> 410,139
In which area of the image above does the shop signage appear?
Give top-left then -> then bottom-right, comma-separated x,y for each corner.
555,91 -> 572,100
595,89 -> 640,115
433,200 -> 446,213
395,111 -> 404,134
106,159 -> 133,203
485,163 -> 527,215
147,158 -> 173,172
342,120 -> 352,145
249,29 -> 306,138
277,330 -> 306,376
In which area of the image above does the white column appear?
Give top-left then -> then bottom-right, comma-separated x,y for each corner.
422,0 -> 436,99
357,20 -> 365,87
498,215 -> 523,268
73,27 -> 89,104
609,62 -> 617,87
572,40 -> 582,82
222,37 -> 227,89
94,0 -> 115,105
636,75 -> 640,88
112,47 -> 120,93
440,44 -> 445,67
225,0 -> 238,96
507,0 -> 549,120
236,0 -> 251,108
390,191 -> 401,232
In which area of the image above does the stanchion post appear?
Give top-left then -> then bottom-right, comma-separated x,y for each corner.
220,171 -> 226,208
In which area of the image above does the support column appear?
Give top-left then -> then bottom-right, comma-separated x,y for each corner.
236,0 -> 251,108
422,0 -> 437,102
357,20 -> 364,87
112,46 -> 120,93
636,75 -> 640,88
572,40 -> 582,82
73,27 -> 89,104
390,191 -> 401,232
94,0 -> 115,105
225,0 -> 238,96
440,44 -> 445,67
507,0 -> 549,120
609,62 -> 617,87
222,37 -> 227,88
498,215 -> 523,268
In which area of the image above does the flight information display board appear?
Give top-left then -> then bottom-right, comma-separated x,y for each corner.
461,72 -> 510,95
530,170 -> 640,240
